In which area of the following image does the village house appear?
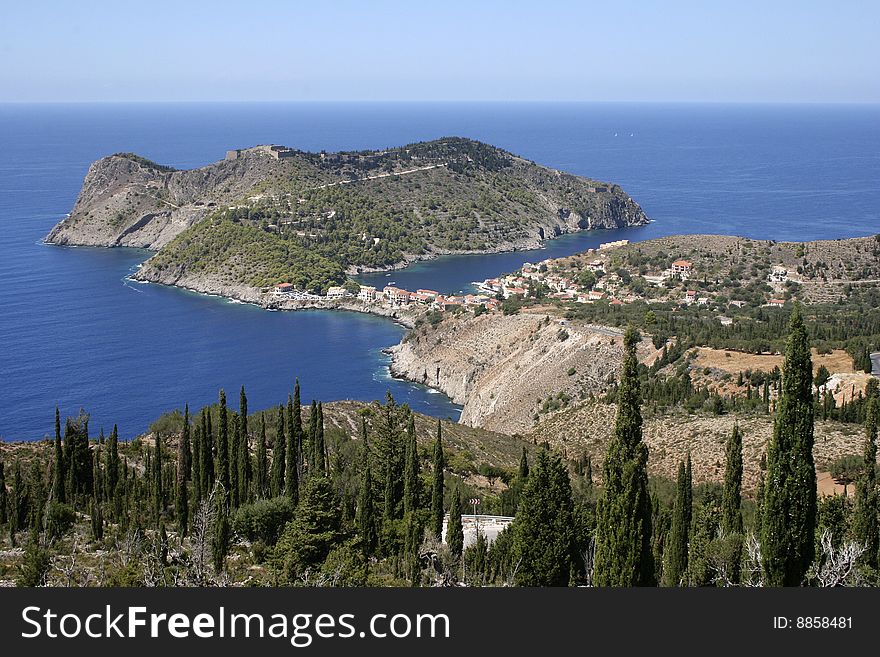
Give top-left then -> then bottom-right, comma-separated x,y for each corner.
767,298 -> 786,308
357,285 -> 378,302
588,289 -> 606,301
586,259 -> 606,272
768,265 -> 788,283
416,289 -> 439,299
671,259 -> 693,277
274,283 -> 295,295
718,316 -> 734,326
326,286 -> 348,299
682,290 -> 697,305
410,291 -> 435,304
383,286 -> 412,305
697,296 -> 710,306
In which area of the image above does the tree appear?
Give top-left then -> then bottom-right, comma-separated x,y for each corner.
217,390 -> 230,495
594,327 -> 655,586
722,424 -> 744,535
289,381 -> 303,490
104,424 -> 120,505
314,402 -> 326,476
513,447 -> 575,586
211,485 -> 229,573
275,476 -> 341,581
52,407 -> 65,504
430,420 -> 445,538
403,413 -> 421,515
238,387 -> 251,504
0,461 -> 7,525
662,461 -> 690,586
176,405 -> 190,536
307,400 -> 319,476
272,405 -> 286,498
852,395 -> 879,570
378,393 -> 404,520
356,423 -> 378,558
200,410 -> 214,497
518,447 -> 529,481
153,431 -> 163,524
255,414 -> 268,499
761,305 -> 817,586
446,486 -> 464,559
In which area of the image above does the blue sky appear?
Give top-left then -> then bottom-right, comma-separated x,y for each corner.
2,0 -> 878,102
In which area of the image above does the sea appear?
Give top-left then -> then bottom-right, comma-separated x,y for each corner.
1,102 -> 878,440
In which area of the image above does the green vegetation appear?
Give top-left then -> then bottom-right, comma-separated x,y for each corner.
113,152 -> 178,173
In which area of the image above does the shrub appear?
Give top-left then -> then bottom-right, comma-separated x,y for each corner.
232,497 -> 296,546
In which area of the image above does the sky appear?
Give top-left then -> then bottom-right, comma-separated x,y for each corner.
2,0 -> 878,103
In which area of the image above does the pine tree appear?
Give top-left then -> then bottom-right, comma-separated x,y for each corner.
513,447 -> 575,586
272,405 -> 286,498
722,423 -> 744,535
256,413 -> 268,499
662,461 -> 690,586
176,405 -> 190,536
594,327 -> 655,586
761,306 -> 817,586
446,486 -> 464,559
52,407 -> 65,503
852,395 -> 879,570
217,390 -> 230,495
430,420 -> 445,538
275,476 -> 340,580
403,413 -> 420,515
357,425 -> 378,558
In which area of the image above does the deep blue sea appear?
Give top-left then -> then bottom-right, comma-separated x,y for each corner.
1,102 -> 878,440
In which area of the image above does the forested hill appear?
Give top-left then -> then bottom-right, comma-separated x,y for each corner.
45,138 -> 648,292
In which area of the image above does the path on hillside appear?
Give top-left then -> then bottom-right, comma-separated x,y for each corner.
301,163 -> 447,194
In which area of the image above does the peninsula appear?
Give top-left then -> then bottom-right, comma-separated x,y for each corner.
46,138 -> 648,304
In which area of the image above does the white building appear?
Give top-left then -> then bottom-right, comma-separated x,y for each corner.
441,514 -> 515,549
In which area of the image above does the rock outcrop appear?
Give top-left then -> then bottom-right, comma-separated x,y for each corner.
389,311 -> 659,434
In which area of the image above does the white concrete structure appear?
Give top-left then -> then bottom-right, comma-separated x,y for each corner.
441,514 -> 515,549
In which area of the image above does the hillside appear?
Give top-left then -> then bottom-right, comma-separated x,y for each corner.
46,138 -> 648,294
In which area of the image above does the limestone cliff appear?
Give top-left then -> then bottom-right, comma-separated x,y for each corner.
389,311 -> 659,434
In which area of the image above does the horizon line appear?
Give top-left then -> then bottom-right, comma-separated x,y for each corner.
2,99 -> 879,106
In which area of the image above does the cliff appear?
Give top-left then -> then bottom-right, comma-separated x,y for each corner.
389,310 -> 660,434
46,139 -> 648,292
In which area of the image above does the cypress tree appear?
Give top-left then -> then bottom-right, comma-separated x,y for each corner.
192,425 -> 202,505
761,306 -> 817,586
594,327 -> 655,586
291,380 -> 303,485
403,413 -> 420,515
153,432 -> 163,524
217,390 -> 230,495
662,461 -> 690,586
229,414 -> 240,508
446,486 -> 464,559
852,395 -> 879,570
513,447 -> 575,586
272,405 -> 286,498
314,402 -> 326,476
430,420 -> 445,538
211,487 -> 229,573
357,426 -> 378,558
308,400 -> 319,475
0,461 -> 7,526
176,405 -> 190,536
722,423 -> 744,535
256,413 -> 268,499
518,447 -> 529,480
238,386 -> 251,503
201,409 -> 214,494
379,393 -> 404,520
52,407 -> 65,503
104,424 -> 119,504
684,452 -> 693,529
